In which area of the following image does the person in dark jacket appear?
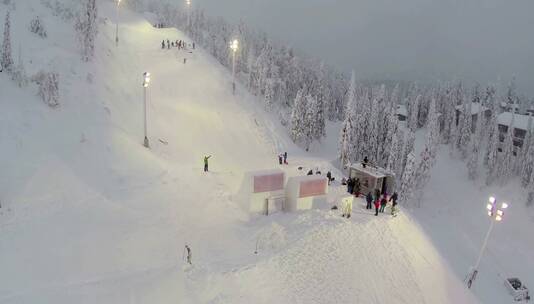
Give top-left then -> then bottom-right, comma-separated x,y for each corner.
389,192 -> 398,215
347,177 -> 354,194
307,169 -> 313,175
374,198 -> 380,216
283,152 -> 288,164
203,155 -> 211,172
326,171 -> 332,185
379,194 -> 388,213
162,40 -> 166,49
354,179 -> 361,196
278,154 -> 283,165
366,192 -> 373,210
363,156 -> 369,168
374,188 -> 381,201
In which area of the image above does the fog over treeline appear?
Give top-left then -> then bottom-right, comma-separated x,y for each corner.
195,0 -> 534,95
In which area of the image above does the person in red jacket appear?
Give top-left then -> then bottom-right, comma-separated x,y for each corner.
374,198 -> 380,216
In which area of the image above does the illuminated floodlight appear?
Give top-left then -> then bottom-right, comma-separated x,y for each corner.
489,196 -> 496,204
501,202 -> 509,209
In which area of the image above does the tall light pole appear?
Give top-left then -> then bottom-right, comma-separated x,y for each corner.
186,0 -> 191,31
142,72 -> 151,148
230,39 -> 239,95
466,196 -> 508,289
115,0 -> 121,46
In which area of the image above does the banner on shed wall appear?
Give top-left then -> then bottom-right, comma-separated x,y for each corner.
253,173 -> 284,193
299,179 -> 327,198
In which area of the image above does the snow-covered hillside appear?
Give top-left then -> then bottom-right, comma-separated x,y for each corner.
1,1 -> 477,303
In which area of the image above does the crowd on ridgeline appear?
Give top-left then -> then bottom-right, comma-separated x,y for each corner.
161,39 -> 194,50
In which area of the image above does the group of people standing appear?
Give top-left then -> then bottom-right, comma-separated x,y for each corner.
365,190 -> 398,216
278,152 -> 288,165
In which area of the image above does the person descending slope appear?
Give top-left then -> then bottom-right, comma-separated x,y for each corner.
203,155 -> 211,172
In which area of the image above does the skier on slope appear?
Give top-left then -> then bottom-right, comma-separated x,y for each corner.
366,191 -> 373,210
379,194 -> 388,213
203,155 -> 211,172
389,192 -> 398,215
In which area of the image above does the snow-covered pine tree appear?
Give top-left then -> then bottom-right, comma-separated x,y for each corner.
413,98 -> 440,205
399,150 -> 416,205
369,85 -> 385,163
339,71 -> 357,166
290,89 -> 307,145
35,71 -> 60,107
394,129 -> 406,178
303,94 -> 317,151
458,97 -> 472,158
408,95 -> 421,132
498,113 -> 516,184
467,101 -> 484,180
29,16 -> 47,38
74,0 -> 98,62
11,46 -> 28,87
384,101 -> 399,166
2,11 -> 13,72
312,89 -> 326,142
400,129 -> 415,178
521,115 -> 534,187
484,90 -> 500,166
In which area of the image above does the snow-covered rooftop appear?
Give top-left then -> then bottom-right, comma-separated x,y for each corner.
455,102 -> 489,115
497,112 -> 532,130
349,162 -> 392,178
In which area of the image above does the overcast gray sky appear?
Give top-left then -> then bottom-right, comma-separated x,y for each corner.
194,0 -> 534,95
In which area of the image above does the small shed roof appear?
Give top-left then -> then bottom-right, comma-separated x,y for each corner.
396,105 -> 407,117
349,162 -> 391,179
498,112 -> 532,131
455,102 -> 489,115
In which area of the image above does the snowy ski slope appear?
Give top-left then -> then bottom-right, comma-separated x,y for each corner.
0,1 -> 476,303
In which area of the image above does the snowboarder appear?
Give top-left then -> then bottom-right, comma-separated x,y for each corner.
326,171 -> 332,185
184,245 -> 192,264
366,191 -> 373,210
379,194 -> 388,213
278,154 -> 283,164
283,152 -> 288,164
203,155 -> 211,172
363,156 -> 369,168
389,192 -> 398,216
374,198 -> 380,216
